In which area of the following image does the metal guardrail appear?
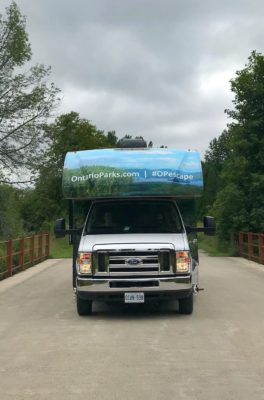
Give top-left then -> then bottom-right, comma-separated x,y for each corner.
0,233 -> 50,280
239,232 -> 264,265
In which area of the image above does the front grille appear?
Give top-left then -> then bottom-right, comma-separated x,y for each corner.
93,250 -> 174,276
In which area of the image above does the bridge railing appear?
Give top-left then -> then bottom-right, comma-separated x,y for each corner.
239,232 -> 264,265
0,233 -> 50,281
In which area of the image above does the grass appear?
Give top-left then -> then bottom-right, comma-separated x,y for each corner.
197,233 -> 237,257
50,236 -> 72,258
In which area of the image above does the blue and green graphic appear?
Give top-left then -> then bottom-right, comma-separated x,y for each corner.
62,148 -> 203,198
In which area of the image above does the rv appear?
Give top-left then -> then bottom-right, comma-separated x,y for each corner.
55,146 -> 214,315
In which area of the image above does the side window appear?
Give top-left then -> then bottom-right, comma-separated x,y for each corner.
172,208 -> 183,232
177,199 -> 197,228
153,203 -> 182,232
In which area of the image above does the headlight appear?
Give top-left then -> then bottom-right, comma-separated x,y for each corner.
176,251 -> 190,273
77,252 -> 92,274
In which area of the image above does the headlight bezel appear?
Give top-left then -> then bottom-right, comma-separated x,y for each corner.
77,252 -> 92,275
175,251 -> 191,274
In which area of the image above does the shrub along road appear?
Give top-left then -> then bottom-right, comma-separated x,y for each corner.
0,253 -> 264,400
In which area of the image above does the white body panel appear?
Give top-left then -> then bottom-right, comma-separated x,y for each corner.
79,233 -> 189,253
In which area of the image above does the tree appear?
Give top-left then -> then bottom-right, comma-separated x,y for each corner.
42,112 -> 110,172
211,51 -> 264,240
204,129 -> 233,165
22,112 -> 116,230
200,129 -> 233,215
0,2 -> 60,183
107,131 -> 118,146
0,184 -> 24,237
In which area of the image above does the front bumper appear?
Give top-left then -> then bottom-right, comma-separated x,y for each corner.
77,275 -> 193,302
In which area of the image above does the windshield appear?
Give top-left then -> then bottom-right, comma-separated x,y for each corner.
85,200 -> 183,234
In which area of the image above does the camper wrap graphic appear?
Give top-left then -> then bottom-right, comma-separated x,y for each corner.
62,149 -> 203,198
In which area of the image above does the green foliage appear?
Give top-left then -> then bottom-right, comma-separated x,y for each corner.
204,129 -> 233,165
43,112 -> 112,169
212,183 -> 249,240
0,184 -> 24,238
0,2 -> 60,182
107,131 -> 118,146
197,234 -> 238,257
203,51 -> 264,241
20,112 -> 119,231
200,129 -> 233,216
0,1 -> 31,67
50,236 -> 72,258
19,187 -> 65,232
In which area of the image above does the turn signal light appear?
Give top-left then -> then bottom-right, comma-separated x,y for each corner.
176,251 -> 190,273
77,252 -> 92,274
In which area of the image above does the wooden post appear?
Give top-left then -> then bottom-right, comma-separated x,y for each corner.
30,236 -> 35,265
6,240 -> 13,277
248,232 -> 253,260
38,235 -> 43,260
239,232 -> 244,257
259,233 -> 264,265
19,237 -> 25,270
45,233 -> 50,258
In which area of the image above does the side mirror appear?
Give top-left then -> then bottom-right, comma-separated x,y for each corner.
204,216 -> 216,236
184,217 -> 216,235
54,218 -> 66,238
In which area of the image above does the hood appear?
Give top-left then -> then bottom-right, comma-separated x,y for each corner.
79,233 -> 189,252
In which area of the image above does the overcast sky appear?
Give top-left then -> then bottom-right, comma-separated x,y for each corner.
2,0 -> 264,155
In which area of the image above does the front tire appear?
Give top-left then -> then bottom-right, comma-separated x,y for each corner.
76,295 -> 92,316
178,293 -> 193,315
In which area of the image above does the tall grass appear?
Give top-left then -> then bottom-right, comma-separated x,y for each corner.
50,236 -> 72,258
198,233 -> 239,256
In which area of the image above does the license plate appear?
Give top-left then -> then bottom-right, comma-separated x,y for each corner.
124,292 -> 145,303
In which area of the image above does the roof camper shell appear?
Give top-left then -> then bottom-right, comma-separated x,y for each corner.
62,148 -> 203,200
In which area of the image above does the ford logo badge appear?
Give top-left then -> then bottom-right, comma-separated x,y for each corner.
126,258 -> 142,266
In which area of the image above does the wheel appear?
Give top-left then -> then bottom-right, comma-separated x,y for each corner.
178,293 -> 193,315
76,295 -> 92,316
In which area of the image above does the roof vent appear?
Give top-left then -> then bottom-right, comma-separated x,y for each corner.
117,138 -> 147,148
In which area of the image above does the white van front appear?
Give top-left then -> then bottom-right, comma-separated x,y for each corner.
75,199 -> 194,309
